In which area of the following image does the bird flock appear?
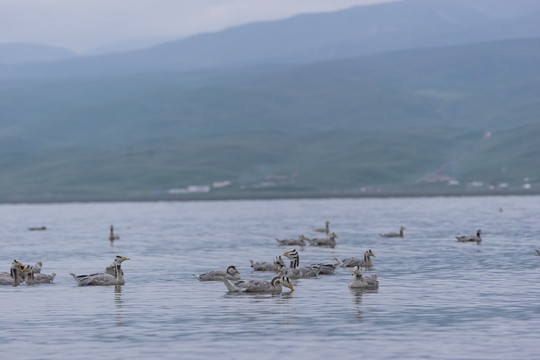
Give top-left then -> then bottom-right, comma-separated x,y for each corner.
3,221 -> 537,290
197,221 -> 389,293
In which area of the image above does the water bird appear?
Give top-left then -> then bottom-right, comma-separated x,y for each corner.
379,226 -> 406,238
22,264 -> 56,285
456,229 -> 482,244
348,266 -> 379,290
221,275 -> 294,294
250,256 -> 283,272
0,260 -> 25,286
275,235 -> 308,246
194,265 -> 240,281
109,225 -> 120,241
307,232 -> 338,247
28,226 -> 47,231
313,221 -> 330,234
535,249 -> 540,255
334,249 -> 376,268
105,255 -> 130,276
70,256 -> 129,286
283,249 -> 337,277
281,249 -> 329,277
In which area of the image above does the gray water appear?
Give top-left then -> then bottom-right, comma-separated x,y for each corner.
1,196 -> 539,359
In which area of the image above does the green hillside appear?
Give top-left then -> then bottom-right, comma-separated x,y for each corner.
1,38 -> 539,153
1,125 -> 538,201
0,38 -> 539,201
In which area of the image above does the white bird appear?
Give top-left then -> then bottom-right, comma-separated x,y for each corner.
313,221 -> 330,234
250,256 -> 283,272
379,226 -> 406,238
221,275 -> 294,294
0,260 -> 25,286
105,255 -> 130,276
307,232 -> 338,247
280,249 -> 322,278
22,265 -> 56,285
70,256 -> 129,286
194,265 -> 240,281
349,266 -> 379,290
109,225 -> 120,241
276,235 -> 308,246
456,229 -> 482,244
335,249 -> 376,268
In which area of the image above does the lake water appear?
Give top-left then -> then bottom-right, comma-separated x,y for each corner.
0,196 -> 539,359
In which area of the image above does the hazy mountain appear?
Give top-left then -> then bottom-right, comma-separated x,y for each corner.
0,43 -> 77,65
1,0 -> 539,78
1,37 -> 538,151
0,37 -> 538,200
84,36 -> 177,56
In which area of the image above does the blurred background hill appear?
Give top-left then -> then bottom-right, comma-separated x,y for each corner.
1,0 -> 539,201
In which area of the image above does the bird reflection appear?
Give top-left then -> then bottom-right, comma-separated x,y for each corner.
350,288 -> 364,321
114,285 -> 125,327
349,288 -> 378,322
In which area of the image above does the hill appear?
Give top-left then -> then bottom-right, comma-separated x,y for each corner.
1,0 -> 539,78
1,38 -> 539,152
0,43 -> 76,64
1,125 -> 538,202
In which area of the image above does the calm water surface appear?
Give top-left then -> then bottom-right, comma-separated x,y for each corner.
1,196 -> 539,359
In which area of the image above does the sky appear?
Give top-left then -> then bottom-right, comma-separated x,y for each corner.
0,0 -> 397,54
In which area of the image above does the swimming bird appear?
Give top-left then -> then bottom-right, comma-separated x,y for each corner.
194,265 -> 240,281
276,235 -> 308,246
22,265 -> 56,285
534,249 -> 540,255
313,221 -> 330,234
0,260 -> 25,286
31,261 -> 43,274
105,255 -> 129,276
70,256 -> 129,286
28,226 -> 47,231
348,266 -> 379,290
250,256 -> 283,272
379,226 -> 406,238
334,249 -> 376,268
307,232 -> 338,247
280,249 -> 322,278
109,225 -> 120,241
221,275 -> 294,294
456,229 -> 482,244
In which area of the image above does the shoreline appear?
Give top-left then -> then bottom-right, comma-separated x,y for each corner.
1,188 -> 538,204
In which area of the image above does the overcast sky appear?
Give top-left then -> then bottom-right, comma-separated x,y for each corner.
0,0 -> 397,53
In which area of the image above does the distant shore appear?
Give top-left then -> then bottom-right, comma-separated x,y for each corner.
1,187 -> 538,204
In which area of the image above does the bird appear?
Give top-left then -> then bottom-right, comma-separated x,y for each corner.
307,232 -> 338,247
109,225 -> 120,241
22,264 -> 56,285
280,249 -> 322,278
70,256 -> 129,286
313,221 -> 330,234
250,256 -> 283,272
105,255 -> 130,276
534,249 -> 540,255
221,275 -> 294,294
349,266 -> 379,290
275,235 -> 308,246
28,226 -> 47,231
456,229 -> 482,244
31,261 -> 43,274
0,260 -> 25,286
334,249 -> 376,268
194,265 -> 240,281
379,226 -> 406,238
